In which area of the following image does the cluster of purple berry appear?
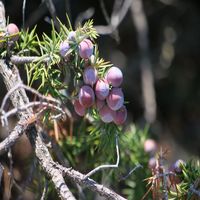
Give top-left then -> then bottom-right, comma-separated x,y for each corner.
75,66 -> 127,125
59,33 -> 127,125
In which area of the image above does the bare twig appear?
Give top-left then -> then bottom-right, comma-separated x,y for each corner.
99,0 -> 110,24
0,1 -> 6,30
1,101 -> 65,127
40,179 -> 48,200
130,0 -> 157,123
94,0 -> 132,35
75,7 -> 95,29
84,134 -> 120,179
58,164 -> 127,200
0,120 -> 26,155
22,0 -> 27,29
0,163 -> 3,187
1,83 -> 61,111
10,56 -> 51,65
43,0 -> 60,31
120,163 -> 143,181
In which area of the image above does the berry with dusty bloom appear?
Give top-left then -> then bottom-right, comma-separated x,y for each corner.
74,99 -> 86,116
79,85 -> 95,108
78,39 -> 93,59
106,66 -> 123,87
99,105 -> 114,123
106,88 -> 124,111
113,105 -> 127,125
83,66 -> 98,86
95,79 -> 110,100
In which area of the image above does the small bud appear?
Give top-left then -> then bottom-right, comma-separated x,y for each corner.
59,40 -> 70,58
89,55 -> 95,65
67,31 -> 76,42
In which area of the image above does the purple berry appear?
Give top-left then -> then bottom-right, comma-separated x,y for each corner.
74,99 -> 86,116
144,139 -> 157,154
170,159 -> 186,174
96,99 -> 105,111
99,105 -> 114,123
59,40 -> 70,58
113,105 -> 127,125
95,79 -> 110,100
79,85 -> 95,108
106,88 -> 124,111
148,157 -> 157,169
7,23 -> 19,41
83,66 -> 98,86
67,31 -> 76,41
106,66 -> 123,87
78,39 -> 93,59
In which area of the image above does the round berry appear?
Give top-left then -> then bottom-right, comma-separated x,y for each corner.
79,85 -> 95,108
148,157 -> 157,169
59,40 -> 70,58
74,99 -> 86,116
78,39 -> 93,59
106,66 -> 123,87
144,139 -> 157,154
95,79 -> 110,100
170,159 -> 186,174
106,88 -> 124,111
7,23 -> 19,41
99,105 -> 115,123
113,105 -> 127,125
83,66 -> 98,86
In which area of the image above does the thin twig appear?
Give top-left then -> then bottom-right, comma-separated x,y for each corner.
120,163 -> 143,181
10,56 -> 51,65
94,0 -> 132,35
40,179 -> 48,200
1,101 -> 65,127
84,134 -> 120,179
0,162 -> 4,187
75,7 -> 95,28
22,0 -> 27,29
58,164 -> 127,200
44,0 -> 60,31
1,83 -> 61,112
130,0 -> 157,123
99,0 -> 110,24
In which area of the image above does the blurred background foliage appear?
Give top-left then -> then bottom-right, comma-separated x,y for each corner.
0,0 -> 200,199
